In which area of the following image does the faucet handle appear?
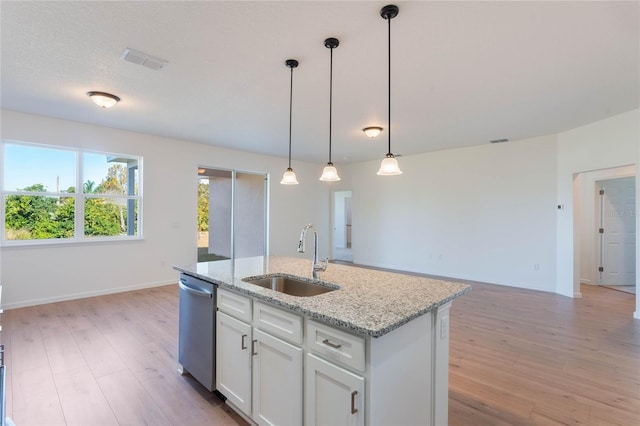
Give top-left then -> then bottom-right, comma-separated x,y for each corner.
314,257 -> 329,272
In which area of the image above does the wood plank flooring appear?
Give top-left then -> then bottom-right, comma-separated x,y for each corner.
2,281 -> 638,425
449,282 -> 639,426
2,286 -> 245,426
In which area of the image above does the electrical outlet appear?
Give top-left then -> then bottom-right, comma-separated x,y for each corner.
534,263 -> 540,271
440,316 -> 449,339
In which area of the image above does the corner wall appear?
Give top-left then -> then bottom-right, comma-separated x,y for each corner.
0,109 -> 330,308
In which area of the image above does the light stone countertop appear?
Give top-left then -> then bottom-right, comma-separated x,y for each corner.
174,256 -> 471,338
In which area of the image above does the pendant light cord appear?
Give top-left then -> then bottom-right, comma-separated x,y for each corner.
387,14 -> 392,156
288,65 -> 294,169
329,46 -> 334,164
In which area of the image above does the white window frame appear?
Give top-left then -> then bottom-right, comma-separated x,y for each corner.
0,140 -> 143,246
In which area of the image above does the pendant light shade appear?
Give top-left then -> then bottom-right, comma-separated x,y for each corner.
280,168 -> 299,185
377,154 -> 402,175
377,4 -> 403,176
319,38 -> 341,182
320,164 -> 340,181
281,59 -> 300,185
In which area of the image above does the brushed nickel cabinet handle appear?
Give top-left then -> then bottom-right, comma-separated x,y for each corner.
322,338 -> 342,349
251,339 -> 258,356
241,334 -> 247,350
351,390 -> 358,414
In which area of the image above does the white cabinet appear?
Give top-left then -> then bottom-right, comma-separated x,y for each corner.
216,289 -> 303,425
252,328 -> 303,426
216,286 -> 451,425
216,311 -> 252,414
305,353 -> 365,426
305,320 -> 365,426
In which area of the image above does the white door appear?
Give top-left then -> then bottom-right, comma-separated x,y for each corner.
598,177 -> 636,286
216,311 -> 252,414
252,329 -> 303,426
305,353 -> 364,426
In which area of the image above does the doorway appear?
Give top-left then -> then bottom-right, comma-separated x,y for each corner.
197,167 -> 267,263
575,165 -> 636,301
333,190 -> 353,262
597,177 -> 636,292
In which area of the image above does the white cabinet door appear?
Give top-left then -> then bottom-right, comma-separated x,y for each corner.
216,311 -> 252,414
252,328 -> 303,426
305,353 -> 364,426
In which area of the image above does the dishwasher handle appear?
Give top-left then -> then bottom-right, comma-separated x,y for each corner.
179,280 -> 213,298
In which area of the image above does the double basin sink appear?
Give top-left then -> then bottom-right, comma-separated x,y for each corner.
242,275 -> 338,297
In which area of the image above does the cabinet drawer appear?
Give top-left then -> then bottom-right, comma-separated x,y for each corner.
253,302 -> 303,345
217,288 -> 252,323
307,320 -> 365,372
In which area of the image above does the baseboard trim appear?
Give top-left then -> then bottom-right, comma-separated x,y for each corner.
2,279 -> 177,310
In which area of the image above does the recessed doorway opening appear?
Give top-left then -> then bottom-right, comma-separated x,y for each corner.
333,190 -> 353,262
575,165 -> 636,301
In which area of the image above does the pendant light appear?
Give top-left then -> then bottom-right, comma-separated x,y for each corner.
319,38 -> 341,182
377,5 -> 403,176
280,59 -> 300,185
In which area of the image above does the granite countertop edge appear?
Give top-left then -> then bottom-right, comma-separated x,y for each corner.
174,258 -> 472,338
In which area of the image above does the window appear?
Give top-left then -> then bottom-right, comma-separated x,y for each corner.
2,142 -> 142,244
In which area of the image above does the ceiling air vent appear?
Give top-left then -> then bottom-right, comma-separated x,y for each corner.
489,138 -> 510,144
120,48 -> 168,71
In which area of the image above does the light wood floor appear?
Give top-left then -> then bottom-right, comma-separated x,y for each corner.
2,282 -> 638,425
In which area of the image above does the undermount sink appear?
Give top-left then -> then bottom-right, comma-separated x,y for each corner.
242,275 -> 338,297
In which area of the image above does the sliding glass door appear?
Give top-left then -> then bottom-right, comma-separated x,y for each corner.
197,168 -> 267,263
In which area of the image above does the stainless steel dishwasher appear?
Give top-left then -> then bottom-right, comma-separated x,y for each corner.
178,273 -> 216,391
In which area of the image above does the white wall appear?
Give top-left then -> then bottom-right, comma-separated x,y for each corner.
2,108 -> 637,313
0,109 -> 330,308
340,135 -> 559,292
556,109 -> 639,299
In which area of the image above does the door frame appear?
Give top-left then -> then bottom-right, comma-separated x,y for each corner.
576,166 -> 635,287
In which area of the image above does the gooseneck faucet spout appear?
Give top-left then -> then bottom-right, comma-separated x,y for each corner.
297,224 -> 328,279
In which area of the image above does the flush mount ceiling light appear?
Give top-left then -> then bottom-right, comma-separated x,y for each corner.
377,5 -> 403,176
319,37 -> 341,182
280,59 -> 300,185
87,91 -> 120,108
363,126 -> 383,138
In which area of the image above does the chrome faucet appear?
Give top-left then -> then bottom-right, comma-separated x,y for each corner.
297,224 -> 328,279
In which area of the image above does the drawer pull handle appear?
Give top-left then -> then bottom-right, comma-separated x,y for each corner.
322,338 -> 342,349
251,339 -> 258,356
241,334 -> 247,350
351,390 -> 358,414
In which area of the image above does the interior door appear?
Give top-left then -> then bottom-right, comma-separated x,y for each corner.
598,177 -> 636,286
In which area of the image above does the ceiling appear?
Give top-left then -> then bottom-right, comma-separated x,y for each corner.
1,1 -> 638,164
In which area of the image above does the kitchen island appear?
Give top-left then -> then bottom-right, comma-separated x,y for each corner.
175,256 -> 470,426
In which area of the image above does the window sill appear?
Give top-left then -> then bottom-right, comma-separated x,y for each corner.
0,235 -> 144,249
